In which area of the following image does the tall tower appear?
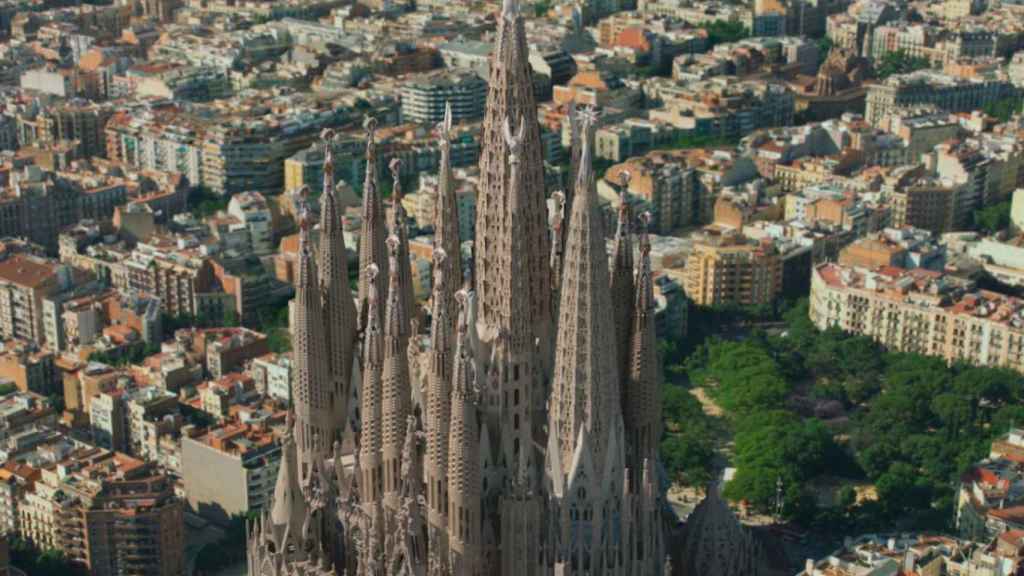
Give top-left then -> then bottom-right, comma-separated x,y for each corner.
318,129 -> 358,439
624,214 -> 661,487
447,289 -> 483,576
388,159 -> 416,332
292,199 -> 334,476
609,171 -> 635,387
434,101 -> 463,322
548,109 -> 623,478
381,236 -> 412,515
546,109 -> 629,575
359,265 -> 384,509
474,0 -> 552,456
358,118 -> 388,333
424,250 -> 454,559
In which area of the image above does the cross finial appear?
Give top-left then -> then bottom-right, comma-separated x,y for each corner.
578,105 -> 598,131
364,116 -> 378,134
639,211 -> 652,254
389,158 -> 403,201
503,115 -> 526,165
618,169 -> 632,188
502,0 -> 520,20
617,170 -> 632,216
297,185 -> 312,231
436,101 -> 453,142
365,263 -> 380,309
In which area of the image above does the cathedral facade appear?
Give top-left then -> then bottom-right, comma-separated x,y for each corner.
247,2 -> 668,575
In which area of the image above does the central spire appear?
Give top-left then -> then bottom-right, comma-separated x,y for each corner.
474,0 -> 551,352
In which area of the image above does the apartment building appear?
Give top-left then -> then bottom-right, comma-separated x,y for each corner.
0,462 -> 39,535
810,263 -> 1024,373
182,422 -> 281,525
105,109 -> 204,189
400,71 -> 487,124
19,448 -> 184,576
683,228 -> 783,307
865,70 -> 1017,125
0,343 -> 56,395
889,176 -> 961,234
248,352 -> 292,402
650,77 -> 795,139
226,192 -> 274,255
0,254 -> 76,348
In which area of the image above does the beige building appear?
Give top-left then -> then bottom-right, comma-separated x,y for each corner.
0,255 -> 69,347
0,342 -> 56,394
890,178 -> 960,234
683,228 -> 782,307
865,70 -> 1016,125
811,263 -> 1024,373
182,422 -> 281,525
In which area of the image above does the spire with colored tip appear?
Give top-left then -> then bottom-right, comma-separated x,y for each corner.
318,128 -> 357,441
389,158 -> 415,333
359,117 -> 388,334
424,249 -> 453,532
447,289 -> 481,572
292,184 -> 333,475
435,100 -> 463,345
359,264 -> 384,505
381,235 -> 412,508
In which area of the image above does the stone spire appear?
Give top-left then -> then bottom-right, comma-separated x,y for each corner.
549,190 -> 566,319
610,170 -> 635,386
381,236 -> 412,511
475,0 -> 551,360
680,486 -> 770,576
389,158 -> 416,333
447,289 -> 482,576
359,117 -> 388,334
549,107 -> 623,476
318,128 -> 358,440
625,212 -> 661,489
393,415 -> 426,576
359,264 -> 384,507
293,191 -> 334,476
425,249 -> 453,538
566,104 -> 582,223
270,420 -> 306,546
434,101 -> 463,303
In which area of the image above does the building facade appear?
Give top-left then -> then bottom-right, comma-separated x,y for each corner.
811,263 -> 1024,373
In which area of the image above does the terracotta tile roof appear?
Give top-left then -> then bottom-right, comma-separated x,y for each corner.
0,254 -> 57,289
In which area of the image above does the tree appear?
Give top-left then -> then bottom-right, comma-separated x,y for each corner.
661,432 -> 714,487
702,20 -> 749,48
875,462 -> 932,517
189,187 -> 230,219
972,201 -> 1011,235
875,50 -> 930,78
982,98 -> 1024,123
9,537 -> 87,576
817,36 -> 834,56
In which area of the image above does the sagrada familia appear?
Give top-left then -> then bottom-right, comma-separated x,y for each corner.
245,2 -> 738,575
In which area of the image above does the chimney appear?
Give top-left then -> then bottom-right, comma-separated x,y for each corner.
805,558 -> 815,575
